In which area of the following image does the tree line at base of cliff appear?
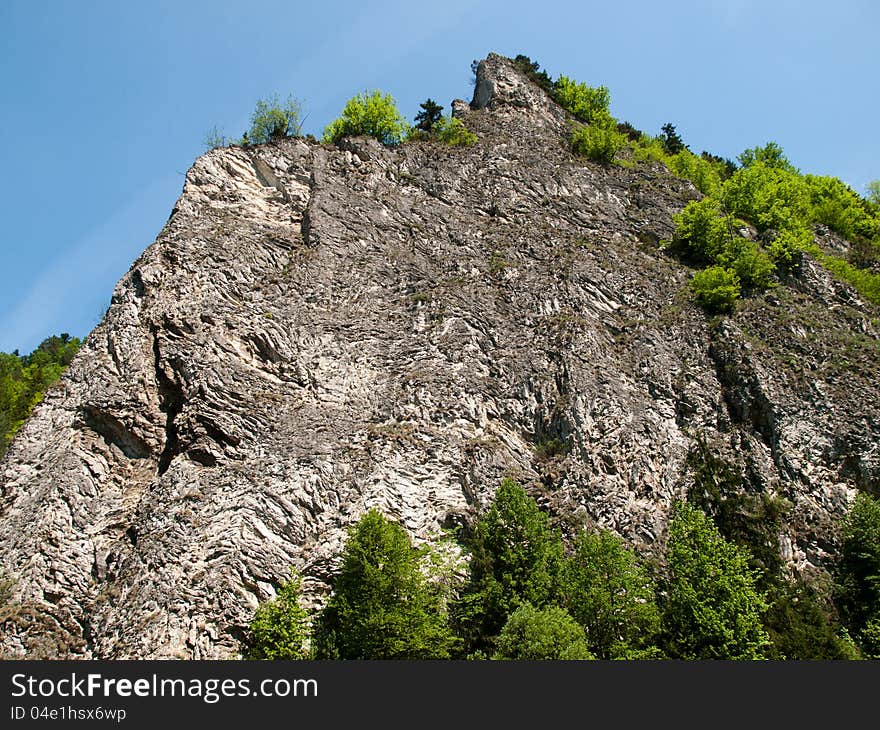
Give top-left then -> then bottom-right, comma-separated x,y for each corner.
246,470 -> 878,661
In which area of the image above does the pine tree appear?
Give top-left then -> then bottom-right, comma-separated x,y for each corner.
414,98 -> 443,133
661,123 -> 686,155
452,479 -> 564,655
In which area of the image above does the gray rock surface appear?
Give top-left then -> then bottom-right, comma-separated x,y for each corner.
1,53 -> 878,658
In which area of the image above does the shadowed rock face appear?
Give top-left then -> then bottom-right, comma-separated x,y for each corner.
1,53 -> 878,658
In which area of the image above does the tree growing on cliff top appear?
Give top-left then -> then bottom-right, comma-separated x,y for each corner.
246,94 -> 304,144
323,91 -> 410,146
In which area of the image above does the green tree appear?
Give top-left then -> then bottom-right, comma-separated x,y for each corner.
512,55 -> 555,96
493,603 -> 593,660
553,75 -> 614,128
866,180 -> 880,209
737,141 -> 796,173
570,124 -> 627,166
247,570 -> 310,659
322,91 -> 410,146
1,333 -> 81,458
660,123 -> 686,155
662,502 -> 770,659
835,492 -> 880,654
244,94 -> 304,144
312,509 -> 457,659
453,479 -> 564,655
435,117 -> 478,147
763,578 -> 860,659
685,437 -> 786,585
414,98 -> 443,133
690,266 -> 741,313
558,530 -> 661,659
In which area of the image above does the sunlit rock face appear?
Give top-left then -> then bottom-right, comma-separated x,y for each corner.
1,53 -> 877,658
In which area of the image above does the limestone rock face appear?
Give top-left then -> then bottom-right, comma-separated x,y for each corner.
1,53 -> 878,658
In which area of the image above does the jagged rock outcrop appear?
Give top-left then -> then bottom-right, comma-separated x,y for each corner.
1,53 -> 878,658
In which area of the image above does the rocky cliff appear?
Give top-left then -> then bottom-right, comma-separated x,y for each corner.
1,54 -> 878,658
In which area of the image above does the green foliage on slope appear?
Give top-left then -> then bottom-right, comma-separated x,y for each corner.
1,333 -> 81,458
659,140 -> 880,311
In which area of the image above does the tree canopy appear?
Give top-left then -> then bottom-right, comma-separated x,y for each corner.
312,509 -> 457,659
452,479 -> 564,655
1,333 -> 81,458
662,502 -> 770,659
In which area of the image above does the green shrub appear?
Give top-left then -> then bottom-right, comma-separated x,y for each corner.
204,125 -> 230,150
493,603 -> 593,660
767,228 -> 815,270
553,75 -> 615,129
669,150 -> 724,197
805,174 -> 880,242
717,238 -> 775,290
821,256 -> 880,305
245,94 -> 304,145
1,334 -> 81,458
764,578 -> 860,659
435,117 -> 478,147
662,502 -> 770,659
835,493 -> 880,652
533,436 -> 568,460
247,570 -> 310,659
721,161 -> 812,232
690,266 -> 741,313
323,90 -> 410,146
632,135 -> 670,167
670,198 -> 732,262
570,124 -> 627,166
700,151 -> 738,180
616,121 -> 643,141
512,55 -> 555,96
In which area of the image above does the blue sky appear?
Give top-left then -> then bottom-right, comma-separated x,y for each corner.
2,0 -> 878,354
